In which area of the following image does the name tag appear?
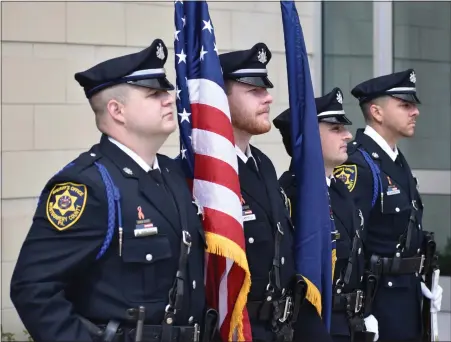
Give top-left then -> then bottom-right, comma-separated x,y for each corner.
243,214 -> 256,222
387,187 -> 401,196
134,226 -> 158,237
242,204 -> 256,222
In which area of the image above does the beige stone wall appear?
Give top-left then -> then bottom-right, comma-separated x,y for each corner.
1,1 -> 317,336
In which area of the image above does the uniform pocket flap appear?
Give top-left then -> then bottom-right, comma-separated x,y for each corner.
382,193 -> 411,214
122,235 -> 172,264
244,222 -> 271,245
382,274 -> 411,288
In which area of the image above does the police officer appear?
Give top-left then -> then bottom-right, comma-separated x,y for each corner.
333,70 -> 443,342
219,43 -> 329,342
274,88 -> 379,342
10,39 -> 214,342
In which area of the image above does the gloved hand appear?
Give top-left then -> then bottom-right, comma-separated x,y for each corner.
364,314 -> 379,341
421,282 -> 443,312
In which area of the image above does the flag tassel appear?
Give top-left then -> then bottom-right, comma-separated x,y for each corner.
206,232 -> 251,341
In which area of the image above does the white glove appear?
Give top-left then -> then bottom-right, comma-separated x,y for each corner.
364,314 -> 379,341
421,282 -> 443,312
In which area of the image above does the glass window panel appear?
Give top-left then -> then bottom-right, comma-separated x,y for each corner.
393,2 -> 451,170
322,1 -> 373,135
421,194 -> 451,276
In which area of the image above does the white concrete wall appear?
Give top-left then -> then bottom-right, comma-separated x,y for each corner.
1,1 -> 317,337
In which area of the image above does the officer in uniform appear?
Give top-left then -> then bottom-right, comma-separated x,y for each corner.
10,39 -> 216,342
333,70 -> 443,342
219,43 -> 327,342
274,88 -> 379,342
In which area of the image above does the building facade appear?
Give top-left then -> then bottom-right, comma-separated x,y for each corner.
1,1 -> 450,339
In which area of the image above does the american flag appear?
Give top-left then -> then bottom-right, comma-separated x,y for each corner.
174,1 -> 252,341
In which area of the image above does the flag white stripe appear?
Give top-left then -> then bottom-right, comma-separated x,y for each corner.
188,78 -> 231,121
218,259 -> 234,327
193,179 -> 243,226
192,128 -> 239,174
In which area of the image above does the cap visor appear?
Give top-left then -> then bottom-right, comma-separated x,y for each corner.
319,114 -> 352,125
391,93 -> 421,104
128,77 -> 175,91
235,76 -> 274,89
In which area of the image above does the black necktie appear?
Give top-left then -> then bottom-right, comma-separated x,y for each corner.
149,169 -> 165,185
149,169 -> 180,219
246,157 -> 260,177
395,155 -> 403,168
149,169 -> 173,198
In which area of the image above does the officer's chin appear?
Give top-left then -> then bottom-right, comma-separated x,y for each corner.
336,152 -> 348,166
401,126 -> 416,138
161,120 -> 177,135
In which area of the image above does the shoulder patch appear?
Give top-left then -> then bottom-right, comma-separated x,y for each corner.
333,164 -> 358,192
46,182 -> 87,231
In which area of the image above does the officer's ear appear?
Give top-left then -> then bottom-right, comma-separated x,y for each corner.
106,98 -> 126,124
368,102 -> 384,124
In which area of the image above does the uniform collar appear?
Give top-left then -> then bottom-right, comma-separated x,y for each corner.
235,144 -> 254,163
108,136 -> 159,172
236,144 -> 258,171
363,125 -> 399,162
326,175 -> 335,187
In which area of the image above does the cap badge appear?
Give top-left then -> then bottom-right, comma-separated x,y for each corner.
257,49 -> 267,64
409,71 -> 416,84
156,43 -> 165,60
336,91 -> 343,104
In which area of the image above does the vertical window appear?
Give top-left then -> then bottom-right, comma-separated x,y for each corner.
322,2 -> 373,132
394,2 -> 451,171
393,2 -> 451,273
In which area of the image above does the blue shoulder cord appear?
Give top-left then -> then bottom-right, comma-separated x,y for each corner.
38,160 -> 122,260
357,148 -> 384,211
94,162 -> 122,260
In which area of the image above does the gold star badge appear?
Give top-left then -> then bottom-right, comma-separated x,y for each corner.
46,182 -> 87,231
333,164 -> 358,192
53,189 -> 78,216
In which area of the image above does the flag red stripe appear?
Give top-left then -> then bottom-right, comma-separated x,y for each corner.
191,103 -> 235,145
194,154 -> 241,199
205,255 -> 226,311
203,208 -> 246,250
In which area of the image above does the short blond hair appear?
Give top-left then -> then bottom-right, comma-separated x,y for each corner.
89,84 -> 130,116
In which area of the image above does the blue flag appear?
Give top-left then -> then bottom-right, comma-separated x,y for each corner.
280,0 -> 333,329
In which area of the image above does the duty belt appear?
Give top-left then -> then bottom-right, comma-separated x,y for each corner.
332,290 -> 364,314
370,255 -> 425,275
92,324 -> 200,342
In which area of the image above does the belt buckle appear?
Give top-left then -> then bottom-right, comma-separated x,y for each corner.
419,254 -> 425,274
182,230 -> 192,254
278,296 -> 293,323
354,290 -> 364,313
182,231 -> 192,247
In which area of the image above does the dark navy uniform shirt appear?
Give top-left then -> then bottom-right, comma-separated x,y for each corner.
329,178 -> 366,338
279,167 -> 365,340
237,145 -> 296,340
333,127 -> 424,341
278,163 -> 334,342
10,135 -> 207,342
